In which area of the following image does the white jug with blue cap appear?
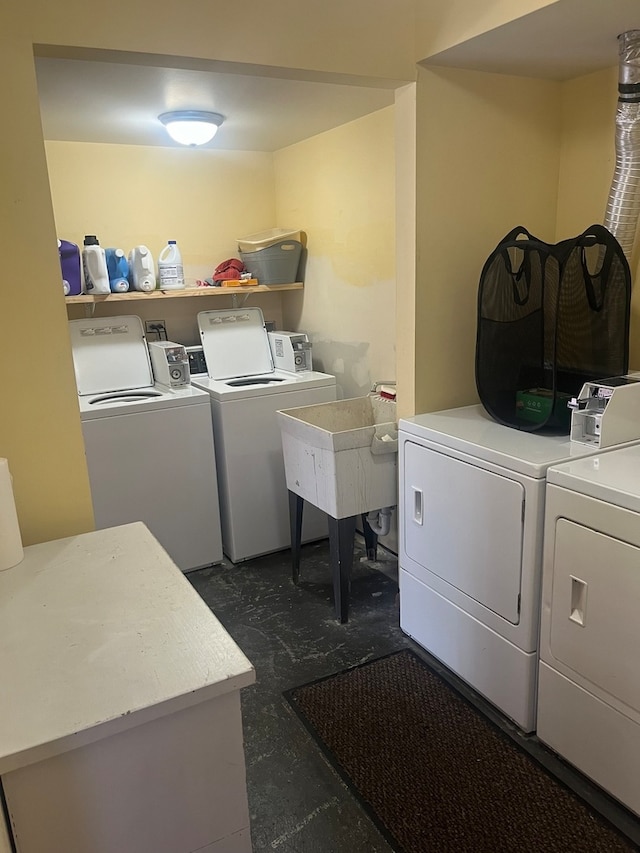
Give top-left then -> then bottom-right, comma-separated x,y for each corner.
158,240 -> 185,290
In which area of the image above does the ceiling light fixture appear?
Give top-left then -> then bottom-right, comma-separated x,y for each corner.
158,110 -> 225,146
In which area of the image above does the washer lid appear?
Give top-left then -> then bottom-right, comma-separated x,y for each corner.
69,315 -> 153,395
197,308 -> 274,381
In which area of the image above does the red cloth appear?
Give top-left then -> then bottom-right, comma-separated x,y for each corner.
213,258 -> 245,281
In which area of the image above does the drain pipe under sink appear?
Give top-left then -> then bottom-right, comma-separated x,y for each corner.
367,506 -> 394,537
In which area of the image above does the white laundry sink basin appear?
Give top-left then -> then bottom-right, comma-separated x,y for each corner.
277,395 -> 398,519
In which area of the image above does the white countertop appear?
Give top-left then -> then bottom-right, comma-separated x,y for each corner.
0,522 -> 255,775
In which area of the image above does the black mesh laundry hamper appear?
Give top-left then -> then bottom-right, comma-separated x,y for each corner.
476,224 -> 631,433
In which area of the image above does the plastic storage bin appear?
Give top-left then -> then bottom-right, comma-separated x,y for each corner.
237,228 -> 301,253
240,240 -> 303,285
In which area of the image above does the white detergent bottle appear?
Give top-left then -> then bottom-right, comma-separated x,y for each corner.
82,236 -> 110,294
128,245 -> 157,292
158,240 -> 185,290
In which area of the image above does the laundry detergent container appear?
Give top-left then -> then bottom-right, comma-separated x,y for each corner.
277,395 -> 398,519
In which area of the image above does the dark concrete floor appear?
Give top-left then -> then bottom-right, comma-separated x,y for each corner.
189,536 -> 406,852
187,538 -> 640,853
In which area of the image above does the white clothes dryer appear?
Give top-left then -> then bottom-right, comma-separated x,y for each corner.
398,404 -> 633,733
538,445 -> 640,816
69,315 -> 222,572
191,308 -> 336,563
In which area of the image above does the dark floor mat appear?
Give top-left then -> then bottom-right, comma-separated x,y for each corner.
285,649 -> 637,853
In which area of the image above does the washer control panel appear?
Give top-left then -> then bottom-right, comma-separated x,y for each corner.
148,341 -> 190,387
185,345 -> 208,377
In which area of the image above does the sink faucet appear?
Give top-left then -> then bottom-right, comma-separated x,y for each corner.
370,380 -> 396,394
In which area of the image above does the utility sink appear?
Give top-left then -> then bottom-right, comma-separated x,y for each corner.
277,395 -> 398,519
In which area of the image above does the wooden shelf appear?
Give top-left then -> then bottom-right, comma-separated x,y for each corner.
65,283 -> 303,304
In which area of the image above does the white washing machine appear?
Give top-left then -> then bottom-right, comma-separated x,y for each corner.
191,308 -> 336,563
537,444 -> 640,816
69,315 -> 222,572
398,404 -> 634,733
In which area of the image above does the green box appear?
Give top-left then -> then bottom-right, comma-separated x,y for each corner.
515,388 -> 572,427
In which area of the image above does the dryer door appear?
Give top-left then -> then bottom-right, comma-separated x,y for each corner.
549,519 -> 640,712
404,441 -> 524,623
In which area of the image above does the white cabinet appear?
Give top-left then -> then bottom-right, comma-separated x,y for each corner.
0,523 -> 255,853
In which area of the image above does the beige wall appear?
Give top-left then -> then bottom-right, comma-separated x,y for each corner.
412,58 -> 639,416
48,113 -> 397,381
27,0 -> 416,83
47,141 -> 286,343
555,65 -> 640,369
275,108 -> 396,399
555,67 -> 618,241
414,66 -> 561,413
0,36 -> 95,545
394,83 -> 418,420
46,142 -> 276,283
1,1 -> 417,547
1,0 -> 634,547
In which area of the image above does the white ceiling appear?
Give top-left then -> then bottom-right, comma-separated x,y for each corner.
34,53 -> 398,152
423,0 -> 640,81
37,0 -> 640,152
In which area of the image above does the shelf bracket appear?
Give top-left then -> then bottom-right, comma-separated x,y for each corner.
231,293 -> 251,309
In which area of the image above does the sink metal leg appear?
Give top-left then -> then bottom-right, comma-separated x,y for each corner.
328,515 -> 356,623
288,490 -> 304,584
361,514 -> 378,561
289,496 -> 358,622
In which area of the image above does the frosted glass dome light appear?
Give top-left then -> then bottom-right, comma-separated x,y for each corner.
158,111 -> 225,146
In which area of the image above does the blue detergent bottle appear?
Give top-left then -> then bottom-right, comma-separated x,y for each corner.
105,248 -> 130,292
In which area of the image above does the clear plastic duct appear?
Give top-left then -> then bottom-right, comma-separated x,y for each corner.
604,30 -> 640,260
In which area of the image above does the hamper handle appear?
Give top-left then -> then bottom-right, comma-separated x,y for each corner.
578,224 -> 628,313
499,227 -> 544,307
